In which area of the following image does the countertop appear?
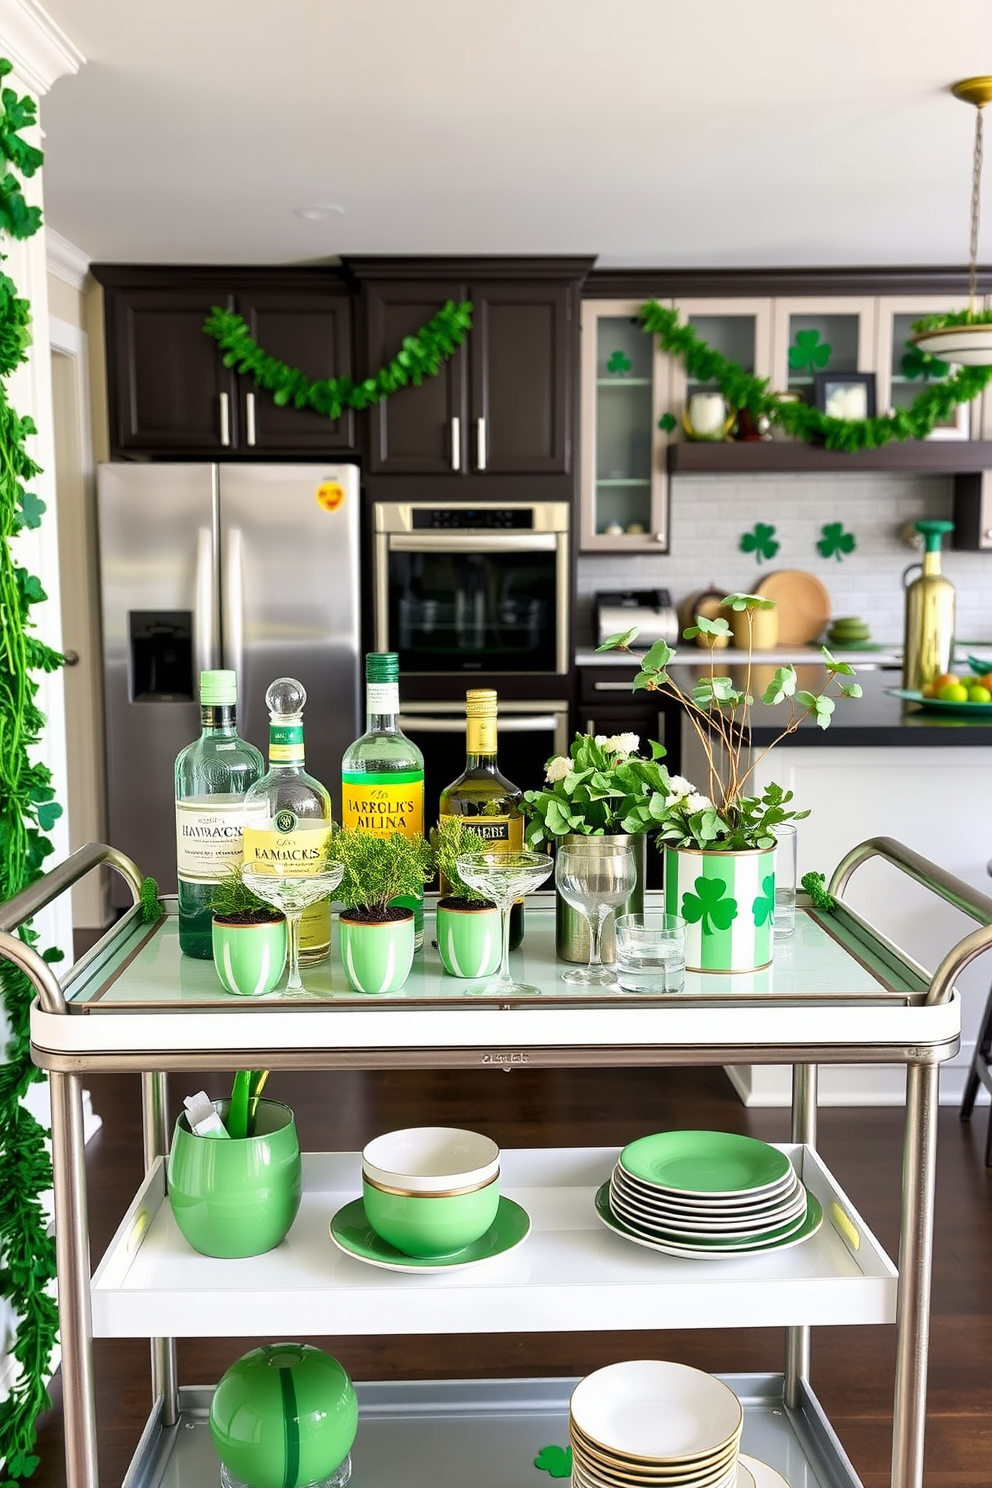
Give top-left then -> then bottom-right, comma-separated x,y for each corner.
576,645 -> 903,668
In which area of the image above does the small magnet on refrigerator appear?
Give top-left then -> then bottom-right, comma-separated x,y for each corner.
316,480 -> 345,512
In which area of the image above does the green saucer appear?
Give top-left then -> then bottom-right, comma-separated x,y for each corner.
329,1195 -> 531,1272
595,1182 -> 823,1258
619,1130 -> 792,1195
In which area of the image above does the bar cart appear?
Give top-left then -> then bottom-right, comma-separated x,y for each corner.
7,837 -> 990,1488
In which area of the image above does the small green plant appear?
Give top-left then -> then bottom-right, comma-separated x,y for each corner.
430,817 -> 493,906
331,828 -> 433,921
208,865 -> 283,925
139,876 -> 165,923
521,731 -> 670,848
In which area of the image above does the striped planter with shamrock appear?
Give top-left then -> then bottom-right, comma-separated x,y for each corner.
664,844 -> 776,974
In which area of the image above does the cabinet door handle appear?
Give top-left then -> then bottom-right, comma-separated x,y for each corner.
476,417 -> 487,471
219,391 -> 231,447
246,392 -> 257,448
450,417 -> 461,471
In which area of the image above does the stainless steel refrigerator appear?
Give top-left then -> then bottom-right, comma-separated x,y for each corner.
97,462 -> 361,904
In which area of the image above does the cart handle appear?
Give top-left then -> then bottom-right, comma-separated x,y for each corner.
0,842 -> 143,1015
829,835 -> 992,1006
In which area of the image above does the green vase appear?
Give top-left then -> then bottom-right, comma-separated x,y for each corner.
555,833 -> 646,963
167,1098 -> 302,1258
435,903 -> 501,978
339,911 -> 415,994
664,844 -> 776,974
212,916 -> 287,997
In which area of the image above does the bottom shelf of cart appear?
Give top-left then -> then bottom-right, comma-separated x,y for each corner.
123,1374 -> 862,1488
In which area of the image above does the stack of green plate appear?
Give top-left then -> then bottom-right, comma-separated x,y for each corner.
595,1130 -> 822,1259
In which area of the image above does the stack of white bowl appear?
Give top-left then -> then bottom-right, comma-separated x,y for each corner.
569,1361 -> 748,1488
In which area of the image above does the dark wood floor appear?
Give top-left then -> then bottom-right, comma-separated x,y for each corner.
29,1063 -> 992,1488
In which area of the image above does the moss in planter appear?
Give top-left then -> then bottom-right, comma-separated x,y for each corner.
208,866 -> 284,927
331,826 -> 433,923
430,817 -> 496,909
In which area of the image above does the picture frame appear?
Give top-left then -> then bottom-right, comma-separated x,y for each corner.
923,396 -> 970,441
813,371 -> 877,421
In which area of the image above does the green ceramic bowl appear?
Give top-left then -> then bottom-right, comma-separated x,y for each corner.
209,1343 -> 358,1488
167,1098 -> 302,1258
361,1173 -> 500,1257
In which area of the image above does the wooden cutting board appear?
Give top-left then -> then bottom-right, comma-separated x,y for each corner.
754,570 -> 831,645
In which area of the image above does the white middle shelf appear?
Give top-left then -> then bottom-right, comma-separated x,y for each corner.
90,1145 -> 896,1339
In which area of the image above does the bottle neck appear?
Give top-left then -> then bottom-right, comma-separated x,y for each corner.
366,680 -> 400,734
466,714 -> 498,761
201,704 -> 237,734
268,719 -> 305,770
922,550 -> 942,576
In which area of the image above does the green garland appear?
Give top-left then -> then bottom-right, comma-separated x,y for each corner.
0,58 -> 64,1488
639,299 -> 992,452
204,299 -> 473,421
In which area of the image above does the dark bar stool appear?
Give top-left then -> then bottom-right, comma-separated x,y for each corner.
960,855 -> 992,1164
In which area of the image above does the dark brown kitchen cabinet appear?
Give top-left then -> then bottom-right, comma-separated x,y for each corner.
93,267 -> 356,458
356,258 -> 592,481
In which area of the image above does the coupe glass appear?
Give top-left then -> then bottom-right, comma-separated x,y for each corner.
555,840 -> 637,986
455,850 -> 552,996
241,860 -> 344,992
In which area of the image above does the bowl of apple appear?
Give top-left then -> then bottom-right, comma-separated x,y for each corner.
920,670 -> 992,705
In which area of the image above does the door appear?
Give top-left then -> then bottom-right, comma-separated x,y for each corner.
238,291 -> 356,453
105,286 -> 238,455
364,280 -> 468,474
470,281 -> 573,474
97,463 -> 219,900
217,464 -> 362,816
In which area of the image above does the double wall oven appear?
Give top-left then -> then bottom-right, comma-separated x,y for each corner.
372,500 -> 571,805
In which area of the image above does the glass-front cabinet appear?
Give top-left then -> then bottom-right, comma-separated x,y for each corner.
770,298 -> 877,408
669,298 -> 773,437
874,295 -> 983,439
579,299 -> 673,551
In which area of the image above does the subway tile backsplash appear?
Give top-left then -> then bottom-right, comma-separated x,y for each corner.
576,473 -> 992,647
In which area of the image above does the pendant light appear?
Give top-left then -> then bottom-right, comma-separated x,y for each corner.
911,75 -> 992,366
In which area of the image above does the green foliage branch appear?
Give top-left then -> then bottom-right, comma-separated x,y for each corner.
207,866 -> 283,925
203,300 -> 473,421
598,595 -> 862,851
331,828 -> 433,917
521,732 -> 670,849
429,817 -> 492,906
0,57 -> 65,1487
638,299 -> 992,452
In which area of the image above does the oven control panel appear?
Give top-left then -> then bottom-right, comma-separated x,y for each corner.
411,508 -> 535,530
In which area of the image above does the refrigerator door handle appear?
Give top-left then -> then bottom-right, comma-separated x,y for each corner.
222,525 -> 246,696
194,525 -> 216,681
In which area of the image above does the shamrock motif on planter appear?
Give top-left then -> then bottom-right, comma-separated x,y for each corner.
740,522 -> 779,563
534,1445 -> 573,1478
752,873 -> 775,928
606,349 -> 633,375
817,522 -> 856,561
788,329 -> 832,377
681,876 -> 738,936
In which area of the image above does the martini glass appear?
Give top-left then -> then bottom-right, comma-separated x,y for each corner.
241,860 -> 344,992
555,840 -> 636,986
455,850 -> 552,996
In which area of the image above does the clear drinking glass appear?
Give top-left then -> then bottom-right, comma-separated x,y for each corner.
241,860 -> 344,992
771,823 -> 797,938
455,850 -> 553,996
614,912 -> 687,993
555,841 -> 637,986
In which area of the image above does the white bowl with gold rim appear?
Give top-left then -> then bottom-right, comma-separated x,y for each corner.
361,1126 -> 499,1195
569,1360 -> 743,1465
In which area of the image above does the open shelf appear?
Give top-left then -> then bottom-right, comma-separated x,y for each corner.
666,440 -> 992,475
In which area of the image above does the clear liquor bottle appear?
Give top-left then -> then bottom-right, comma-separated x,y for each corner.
175,670 -> 264,960
241,677 -> 333,964
439,688 -> 525,950
341,652 -> 425,948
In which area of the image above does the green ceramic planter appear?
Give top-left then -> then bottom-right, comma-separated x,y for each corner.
167,1098 -> 302,1258
212,916 -> 287,997
362,1174 -> 500,1257
209,1343 -> 358,1488
664,844 -> 776,974
339,911 -> 415,994
435,902 -> 501,978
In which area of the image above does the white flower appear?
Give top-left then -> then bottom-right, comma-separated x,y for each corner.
685,792 -> 713,814
665,775 -> 695,802
545,756 -> 572,784
594,735 -> 609,747
599,732 -> 639,757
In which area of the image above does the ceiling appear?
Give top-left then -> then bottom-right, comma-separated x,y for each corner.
34,0 -> 992,270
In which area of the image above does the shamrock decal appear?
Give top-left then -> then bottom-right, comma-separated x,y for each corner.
657,411 -> 678,432
534,1445 -> 573,1478
816,522 -> 856,561
681,876 -> 738,936
901,345 -> 949,382
788,328 -> 832,377
606,349 -> 633,375
752,873 -> 775,928
740,522 -> 779,563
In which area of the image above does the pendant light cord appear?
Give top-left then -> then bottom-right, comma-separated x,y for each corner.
969,103 -> 985,315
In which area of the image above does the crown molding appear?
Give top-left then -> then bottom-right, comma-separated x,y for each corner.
0,0 -> 84,96
46,228 -> 90,289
